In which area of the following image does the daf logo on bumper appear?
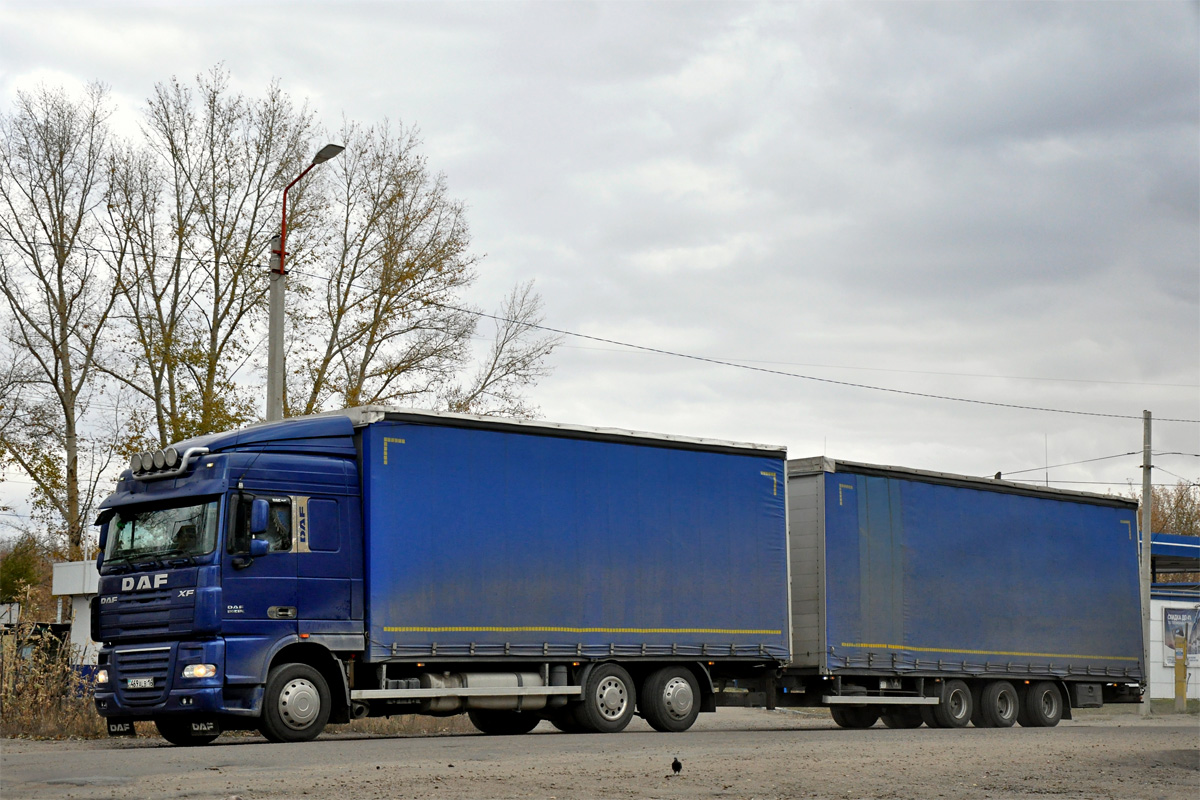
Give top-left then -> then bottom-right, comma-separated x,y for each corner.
121,574 -> 168,591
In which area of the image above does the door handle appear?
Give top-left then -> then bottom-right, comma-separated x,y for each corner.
268,606 -> 297,620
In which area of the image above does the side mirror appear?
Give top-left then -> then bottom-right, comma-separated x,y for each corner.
250,499 -> 270,535
98,523 -> 108,552
249,538 -> 270,557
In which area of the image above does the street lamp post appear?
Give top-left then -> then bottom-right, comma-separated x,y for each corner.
266,144 -> 344,422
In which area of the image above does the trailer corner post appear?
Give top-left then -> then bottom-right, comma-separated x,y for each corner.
1140,410 -> 1152,717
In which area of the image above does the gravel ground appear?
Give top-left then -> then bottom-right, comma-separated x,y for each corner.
2,707 -> 1197,800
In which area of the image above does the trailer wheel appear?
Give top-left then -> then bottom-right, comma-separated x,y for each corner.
467,709 -> 541,735
640,667 -> 701,733
259,663 -> 331,743
978,681 -> 1019,728
830,705 -> 880,728
880,706 -> 924,728
154,718 -> 220,746
932,680 -> 972,728
573,663 -> 636,733
919,704 -> 942,728
1019,681 -> 1062,728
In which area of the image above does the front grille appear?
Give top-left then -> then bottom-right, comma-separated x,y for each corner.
114,646 -> 173,706
97,585 -> 196,640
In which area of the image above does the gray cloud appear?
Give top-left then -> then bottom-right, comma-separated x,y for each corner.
1,0 -> 1195,495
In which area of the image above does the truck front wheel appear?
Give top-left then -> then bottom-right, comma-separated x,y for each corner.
640,667 -> 701,732
259,663 -> 331,743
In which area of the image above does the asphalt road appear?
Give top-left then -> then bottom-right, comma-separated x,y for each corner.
3,708 -> 1197,800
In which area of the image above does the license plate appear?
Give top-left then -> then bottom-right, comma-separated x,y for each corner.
127,677 -> 155,689
107,720 -> 135,737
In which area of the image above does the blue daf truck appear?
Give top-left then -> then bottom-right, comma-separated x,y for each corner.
91,408 -> 1143,744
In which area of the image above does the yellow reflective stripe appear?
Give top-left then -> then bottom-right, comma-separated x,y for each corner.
385,625 -> 782,635
840,642 -> 1138,662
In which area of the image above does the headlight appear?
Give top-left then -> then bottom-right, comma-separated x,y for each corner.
183,664 -> 218,679
96,669 -> 109,684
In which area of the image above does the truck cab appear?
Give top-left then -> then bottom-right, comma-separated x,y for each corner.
91,415 -> 363,744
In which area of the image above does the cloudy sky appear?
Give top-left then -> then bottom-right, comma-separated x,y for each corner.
2,0 -> 1197,495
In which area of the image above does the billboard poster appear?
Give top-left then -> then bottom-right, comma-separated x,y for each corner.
1162,606 -> 1200,666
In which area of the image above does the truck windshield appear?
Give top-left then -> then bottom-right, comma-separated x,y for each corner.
105,500 -> 220,564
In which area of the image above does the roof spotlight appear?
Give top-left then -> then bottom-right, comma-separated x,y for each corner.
152,450 -> 166,469
139,452 -> 155,472
163,447 -> 179,468
129,455 -> 142,473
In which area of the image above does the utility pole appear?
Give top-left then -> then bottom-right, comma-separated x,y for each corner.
266,235 -> 285,422
1140,410 -> 1152,716
265,144 -> 344,422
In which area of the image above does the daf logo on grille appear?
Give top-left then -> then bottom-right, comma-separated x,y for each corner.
121,574 -> 168,591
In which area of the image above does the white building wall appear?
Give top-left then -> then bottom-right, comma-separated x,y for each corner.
1149,595 -> 1199,700
51,560 -> 100,666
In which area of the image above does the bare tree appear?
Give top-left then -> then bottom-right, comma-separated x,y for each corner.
103,67 -> 316,444
443,281 -> 561,417
0,83 -> 121,558
286,120 -> 559,417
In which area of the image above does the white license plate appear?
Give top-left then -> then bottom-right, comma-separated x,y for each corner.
127,677 -> 155,689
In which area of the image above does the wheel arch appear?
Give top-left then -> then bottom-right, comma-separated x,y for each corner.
268,643 -> 351,724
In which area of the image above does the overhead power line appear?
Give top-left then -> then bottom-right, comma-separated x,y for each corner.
412,297 -> 1200,425
5,234 -> 1199,424
999,452 -> 1140,477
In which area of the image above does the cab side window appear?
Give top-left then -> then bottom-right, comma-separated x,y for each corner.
228,495 -> 293,553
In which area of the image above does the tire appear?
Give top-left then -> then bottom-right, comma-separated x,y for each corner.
573,663 -> 637,733
154,718 -> 220,746
258,663 -> 331,743
467,709 -> 541,735
970,684 -> 988,728
549,709 -> 586,733
640,667 -> 701,733
979,681 -> 1019,728
919,704 -> 943,728
1019,681 -> 1063,728
830,705 -> 880,729
880,706 -> 924,729
933,680 -> 972,728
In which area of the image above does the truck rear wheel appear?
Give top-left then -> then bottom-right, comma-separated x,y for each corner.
549,709 -> 586,733
1018,681 -> 1062,728
830,705 -> 879,728
259,663 -> 331,743
880,706 -> 924,728
154,718 -> 220,746
573,663 -> 636,733
919,704 -> 942,728
978,681 -> 1019,728
640,667 -> 701,732
933,680 -> 972,728
467,709 -> 541,735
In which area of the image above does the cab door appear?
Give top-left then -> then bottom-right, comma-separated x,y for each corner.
221,494 -> 298,639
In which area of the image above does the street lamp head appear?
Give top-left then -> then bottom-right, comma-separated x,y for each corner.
312,144 -> 345,165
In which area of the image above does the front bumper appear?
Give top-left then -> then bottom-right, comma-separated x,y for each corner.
93,639 -> 260,719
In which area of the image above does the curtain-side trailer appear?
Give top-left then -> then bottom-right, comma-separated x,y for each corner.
715,457 -> 1145,728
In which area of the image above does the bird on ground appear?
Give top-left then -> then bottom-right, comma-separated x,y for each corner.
671,757 -> 682,775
